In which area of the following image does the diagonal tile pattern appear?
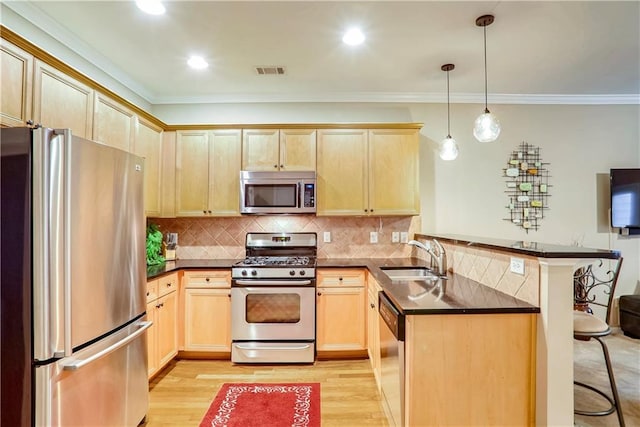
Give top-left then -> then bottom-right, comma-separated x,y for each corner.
411,239 -> 540,306
150,215 -> 420,260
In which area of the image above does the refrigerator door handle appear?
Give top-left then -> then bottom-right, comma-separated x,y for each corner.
61,321 -> 152,371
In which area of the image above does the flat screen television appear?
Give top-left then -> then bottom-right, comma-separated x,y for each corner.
610,168 -> 640,229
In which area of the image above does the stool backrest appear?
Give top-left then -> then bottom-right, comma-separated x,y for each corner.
573,257 -> 623,324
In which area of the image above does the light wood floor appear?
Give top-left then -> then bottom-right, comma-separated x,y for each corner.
143,358 -> 388,427
574,331 -> 640,426
144,331 -> 639,427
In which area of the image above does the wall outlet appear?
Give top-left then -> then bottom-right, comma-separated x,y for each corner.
510,257 -> 525,275
323,231 -> 331,243
370,231 -> 378,244
392,231 -> 400,243
400,232 -> 408,243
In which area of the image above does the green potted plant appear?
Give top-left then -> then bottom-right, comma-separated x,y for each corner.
146,223 -> 165,266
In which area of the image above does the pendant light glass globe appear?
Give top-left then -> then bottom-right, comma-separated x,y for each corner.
473,111 -> 501,143
439,136 -> 459,161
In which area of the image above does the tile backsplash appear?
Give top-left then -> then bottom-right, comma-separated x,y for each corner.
150,215 -> 420,259
411,236 -> 540,306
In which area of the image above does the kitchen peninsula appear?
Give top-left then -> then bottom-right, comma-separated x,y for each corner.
413,233 -> 621,427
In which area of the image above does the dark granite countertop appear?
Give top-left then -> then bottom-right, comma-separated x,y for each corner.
416,233 -> 621,259
148,257 -> 539,315
319,258 -> 539,315
147,259 -> 238,279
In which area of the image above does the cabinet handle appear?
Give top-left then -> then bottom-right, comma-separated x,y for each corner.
338,277 -> 343,281
155,303 -> 161,309
205,277 -> 210,282
208,210 -> 212,214
146,291 -> 149,296
227,293 -> 231,298
370,303 -> 375,309
370,209 -> 374,213
280,164 -> 284,168
273,164 -> 278,168
317,292 -> 322,296
364,209 -> 368,213
166,283 -> 172,288
203,210 -> 207,214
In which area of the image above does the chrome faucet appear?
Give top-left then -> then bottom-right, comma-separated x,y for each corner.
407,239 -> 448,276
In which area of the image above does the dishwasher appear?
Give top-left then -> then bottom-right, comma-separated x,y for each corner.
379,291 -> 405,427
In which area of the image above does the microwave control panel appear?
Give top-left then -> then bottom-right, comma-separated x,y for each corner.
303,183 -> 315,208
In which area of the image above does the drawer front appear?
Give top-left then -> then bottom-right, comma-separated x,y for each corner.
317,268 -> 365,287
183,270 -> 231,288
146,279 -> 158,302
157,272 -> 178,297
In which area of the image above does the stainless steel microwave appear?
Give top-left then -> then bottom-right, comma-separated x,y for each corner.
240,170 -> 316,214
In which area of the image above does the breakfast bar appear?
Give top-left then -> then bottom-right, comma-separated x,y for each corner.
414,233 -> 621,427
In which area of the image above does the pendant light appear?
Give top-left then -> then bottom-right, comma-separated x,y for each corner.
439,64 -> 458,161
473,14 -> 501,143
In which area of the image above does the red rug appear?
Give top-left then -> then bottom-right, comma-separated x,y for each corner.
199,383 -> 321,427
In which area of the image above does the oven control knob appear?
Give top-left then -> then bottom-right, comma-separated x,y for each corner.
289,270 -> 296,276
241,270 -> 248,276
251,270 -> 257,276
299,270 -> 306,276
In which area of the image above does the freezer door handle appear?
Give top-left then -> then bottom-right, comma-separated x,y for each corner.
61,321 -> 152,371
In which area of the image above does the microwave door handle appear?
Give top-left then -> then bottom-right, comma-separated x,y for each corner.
297,182 -> 302,208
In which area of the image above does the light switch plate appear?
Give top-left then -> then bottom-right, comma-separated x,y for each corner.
392,232 -> 400,243
400,232 -> 408,243
370,231 -> 378,244
510,257 -> 525,275
323,231 -> 331,243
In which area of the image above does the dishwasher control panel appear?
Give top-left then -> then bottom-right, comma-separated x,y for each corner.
379,292 -> 405,341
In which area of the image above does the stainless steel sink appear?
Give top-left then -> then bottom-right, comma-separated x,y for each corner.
380,267 -> 440,281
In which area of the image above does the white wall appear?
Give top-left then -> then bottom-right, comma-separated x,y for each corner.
409,102 -> 639,299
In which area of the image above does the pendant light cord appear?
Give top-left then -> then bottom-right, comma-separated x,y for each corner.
446,69 -> 451,137
483,24 -> 489,114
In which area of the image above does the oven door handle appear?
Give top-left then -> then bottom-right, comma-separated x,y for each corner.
234,279 -> 312,286
234,344 -> 312,351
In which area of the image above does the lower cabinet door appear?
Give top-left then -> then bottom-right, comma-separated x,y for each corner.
156,290 -> 178,367
183,288 -> 231,352
316,286 -> 366,351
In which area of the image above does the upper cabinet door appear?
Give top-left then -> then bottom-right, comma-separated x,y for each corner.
316,129 -> 368,215
210,129 -> 241,216
33,60 -> 93,139
241,129 -> 279,171
133,118 -> 163,217
93,93 -> 135,152
368,129 -> 419,215
279,129 -> 316,171
1,38 -> 33,127
176,130 -> 210,216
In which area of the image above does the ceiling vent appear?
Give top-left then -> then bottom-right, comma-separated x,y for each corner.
255,66 -> 285,75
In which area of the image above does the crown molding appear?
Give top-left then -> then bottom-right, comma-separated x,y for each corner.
150,92 -> 640,105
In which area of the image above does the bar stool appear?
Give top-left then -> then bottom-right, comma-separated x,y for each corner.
573,257 -> 625,426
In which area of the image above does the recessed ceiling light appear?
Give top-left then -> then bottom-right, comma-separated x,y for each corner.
187,56 -> 208,70
136,0 -> 165,15
342,28 -> 365,46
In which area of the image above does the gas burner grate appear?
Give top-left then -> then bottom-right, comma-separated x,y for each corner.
240,256 -> 313,266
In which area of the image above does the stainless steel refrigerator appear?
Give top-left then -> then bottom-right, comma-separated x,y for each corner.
1,127 -> 150,426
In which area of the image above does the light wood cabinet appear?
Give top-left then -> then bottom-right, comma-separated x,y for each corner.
146,272 -> 178,378
242,128 -> 316,171
367,275 -> 382,391
182,270 -> 231,353
316,129 -> 368,215
404,313 -> 536,426
33,60 -> 93,138
368,129 -> 419,215
316,269 -> 367,355
316,128 -> 419,216
1,38 -> 33,127
176,129 -> 241,216
92,93 -> 135,152
132,117 -> 164,217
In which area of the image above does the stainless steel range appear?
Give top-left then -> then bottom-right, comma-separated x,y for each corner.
231,232 -> 317,364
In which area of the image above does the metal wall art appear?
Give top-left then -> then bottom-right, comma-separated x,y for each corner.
503,141 -> 551,232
